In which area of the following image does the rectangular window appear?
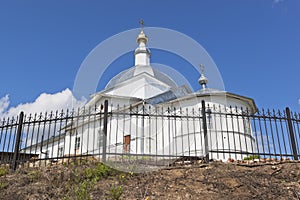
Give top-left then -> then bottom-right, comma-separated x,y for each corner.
75,137 -> 80,150
242,112 -> 251,134
58,146 -> 64,157
243,119 -> 251,134
97,129 -> 104,148
202,109 -> 213,130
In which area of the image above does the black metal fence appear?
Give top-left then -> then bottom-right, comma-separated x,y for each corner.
0,100 -> 299,171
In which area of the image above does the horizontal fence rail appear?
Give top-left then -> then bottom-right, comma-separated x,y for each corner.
0,100 -> 299,171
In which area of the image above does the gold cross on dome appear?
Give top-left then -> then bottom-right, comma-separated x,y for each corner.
139,19 -> 144,29
200,64 -> 205,74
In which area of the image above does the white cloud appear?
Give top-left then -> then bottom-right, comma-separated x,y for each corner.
0,95 -> 10,116
0,88 -> 86,118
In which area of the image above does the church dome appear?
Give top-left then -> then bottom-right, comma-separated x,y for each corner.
105,65 -> 178,90
105,23 -> 178,91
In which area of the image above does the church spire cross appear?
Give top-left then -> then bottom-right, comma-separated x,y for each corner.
136,19 -> 148,45
200,64 -> 205,75
139,19 -> 145,30
198,64 -> 208,89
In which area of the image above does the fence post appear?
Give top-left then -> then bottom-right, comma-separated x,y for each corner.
201,100 -> 209,163
12,111 -> 24,170
102,100 -> 108,162
285,107 -> 298,160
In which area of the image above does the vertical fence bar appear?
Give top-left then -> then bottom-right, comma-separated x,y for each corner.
141,102 -> 145,154
122,105 -> 126,158
2,118 -> 9,163
186,108 -> 191,156
294,113 -> 300,154
286,107 -> 298,160
218,105 -> 225,160
8,118 -> 16,162
155,106 -> 158,163
230,106 -> 237,160
161,107 -> 165,157
148,105 -> 152,158
12,111 -> 24,170
192,108 -> 197,157
201,100 -> 209,162
273,110 -> 282,159
115,105 -> 119,160
102,100 -> 108,162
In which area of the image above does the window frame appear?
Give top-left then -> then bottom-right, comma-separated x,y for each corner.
75,137 -> 81,150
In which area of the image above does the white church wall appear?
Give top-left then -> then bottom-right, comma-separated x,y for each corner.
32,95 -> 256,162
162,95 -> 257,161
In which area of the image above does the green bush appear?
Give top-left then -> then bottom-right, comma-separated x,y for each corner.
0,182 -> 8,190
74,180 -> 93,200
0,167 -> 8,177
243,155 -> 260,160
28,171 -> 41,182
64,163 -> 120,200
109,185 -> 123,200
84,163 -> 113,181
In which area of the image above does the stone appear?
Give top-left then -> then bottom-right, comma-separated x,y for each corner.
197,160 -> 205,164
247,160 -> 254,164
185,193 -> 191,198
260,158 -> 266,163
183,160 -> 191,164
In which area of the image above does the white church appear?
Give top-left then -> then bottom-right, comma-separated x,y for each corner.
22,25 -> 258,162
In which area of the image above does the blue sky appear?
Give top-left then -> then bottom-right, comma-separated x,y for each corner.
0,0 -> 299,116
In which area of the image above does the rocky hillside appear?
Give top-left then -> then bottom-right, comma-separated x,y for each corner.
0,161 -> 300,199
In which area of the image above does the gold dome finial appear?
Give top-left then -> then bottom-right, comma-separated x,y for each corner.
198,64 -> 208,89
137,19 -> 148,44
200,64 -> 205,75
139,19 -> 144,30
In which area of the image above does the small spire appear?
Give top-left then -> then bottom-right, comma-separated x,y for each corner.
198,64 -> 208,89
200,64 -> 205,75
139,19 -> 144,30
134,19 -> 150,66
137,19 -> 148,44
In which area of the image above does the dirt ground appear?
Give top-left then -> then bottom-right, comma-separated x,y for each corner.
0,160 -> 300,200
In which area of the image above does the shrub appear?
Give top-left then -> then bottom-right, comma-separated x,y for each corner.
74,180 -> 93,200
0,167 -> 8,177
243,155 -> 260,160
28,170 -> 41,182
109,185 -> 123,200
84,163 -> 114,181
0,182 -> 8,190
